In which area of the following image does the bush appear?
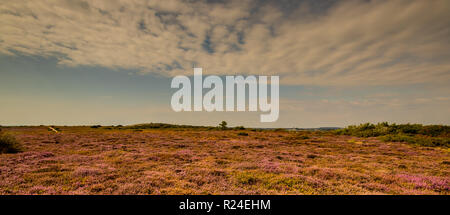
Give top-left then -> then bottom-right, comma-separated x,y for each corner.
0,133 -> 22,154
235,126 -> 245,130
378,134 -> 414,143
379,134 -> 449,147
237,132 -> 248,136
90,125 -> 102,128
335,122 -> 450,147
335,122 -> 449,137
420,125 -> 450,137
299,135 -> 310,139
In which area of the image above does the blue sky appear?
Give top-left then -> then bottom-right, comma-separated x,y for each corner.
0,0 -> 449,127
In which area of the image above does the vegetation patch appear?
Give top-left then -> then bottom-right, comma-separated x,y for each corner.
1,125 -> 449,194
335,123 -> 450,147
234,171 -> 324,194
0,133 -> 22,154
237,132 -> 249,136
379,134 -> 449,147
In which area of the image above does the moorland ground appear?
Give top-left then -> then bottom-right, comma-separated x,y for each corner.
0,125 -> 449,194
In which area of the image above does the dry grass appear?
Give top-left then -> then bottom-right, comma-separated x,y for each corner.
0,126 -> 448,194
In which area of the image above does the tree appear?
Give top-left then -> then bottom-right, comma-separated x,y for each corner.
219,121 -> 227,130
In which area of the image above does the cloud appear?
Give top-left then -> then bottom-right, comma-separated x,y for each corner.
0,0 -> 449,86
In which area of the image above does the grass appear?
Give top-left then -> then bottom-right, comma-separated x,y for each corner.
0,125 -> 448,194
379,134 -> 450,147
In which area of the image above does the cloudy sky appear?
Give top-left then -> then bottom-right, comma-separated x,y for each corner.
1,0 -> 449,127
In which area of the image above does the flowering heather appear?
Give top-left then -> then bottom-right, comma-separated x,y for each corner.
0,126 -> 448,194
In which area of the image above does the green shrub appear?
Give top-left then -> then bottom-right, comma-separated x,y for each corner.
0,133 -> 22,154
237,132 -> 248,136
420,125 -> 450,137
235,126 -> 245,130
299,135 -> 310,139
335,122 -> 449,137
378,134 -> 414,143
378,134 -> 449,147
336,122 -> 450,147
274,128 -> 287,132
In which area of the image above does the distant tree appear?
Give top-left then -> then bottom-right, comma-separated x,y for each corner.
219,121 -> 228,130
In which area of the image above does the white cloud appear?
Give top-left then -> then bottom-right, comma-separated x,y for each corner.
0,0 -> 449,86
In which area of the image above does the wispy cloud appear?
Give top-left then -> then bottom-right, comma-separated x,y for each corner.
1,0 -> 449,86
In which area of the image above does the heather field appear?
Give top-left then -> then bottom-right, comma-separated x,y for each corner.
0,126 -> 449,195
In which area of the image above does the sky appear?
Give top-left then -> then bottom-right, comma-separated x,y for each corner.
0,0 -> 449,127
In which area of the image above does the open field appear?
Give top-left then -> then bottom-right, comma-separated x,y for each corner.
0,126 -> 449,194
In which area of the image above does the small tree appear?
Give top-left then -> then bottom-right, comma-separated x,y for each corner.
219,121 -> 228,130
